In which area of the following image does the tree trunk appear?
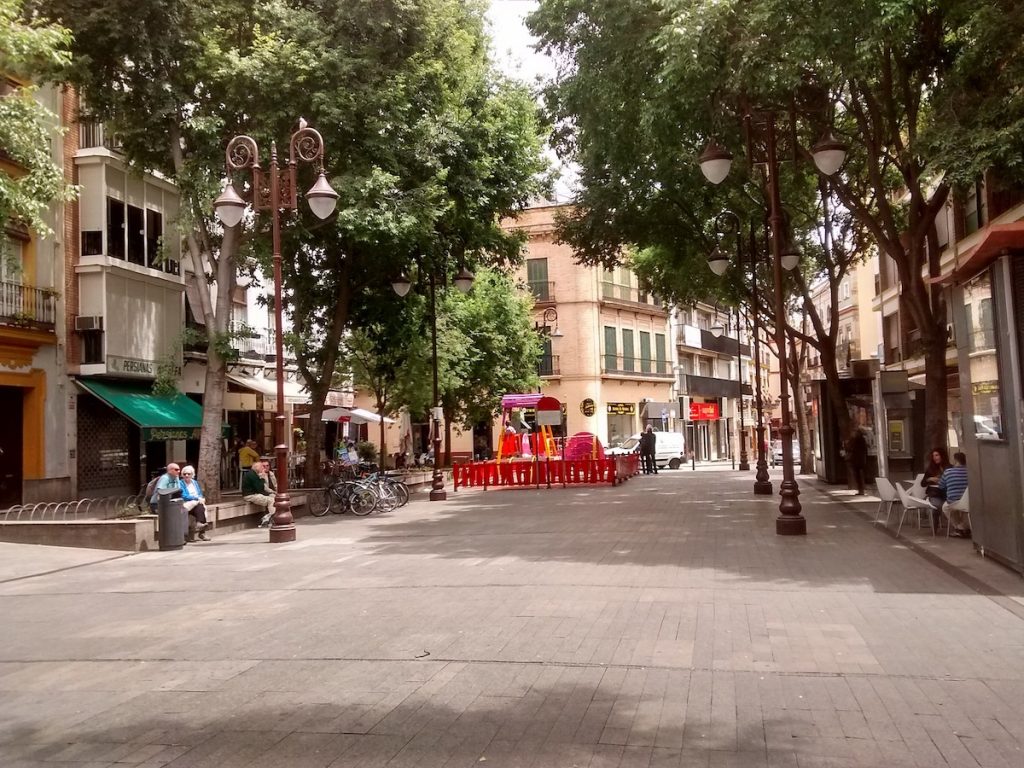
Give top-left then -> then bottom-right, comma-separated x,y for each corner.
442,406 -> 454,467
923,330 -> 949,451
818,348 -> 852,442
787,339 -> 813,475
377,399 -> 387,469
303,384 -> 329,487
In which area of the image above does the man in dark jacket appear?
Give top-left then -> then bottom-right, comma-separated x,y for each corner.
845,427 -> 868,495
640,426 -> 657,475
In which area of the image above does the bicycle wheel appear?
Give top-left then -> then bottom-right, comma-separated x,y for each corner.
374,483 -> 399,513
330,482 -> 350,514
389,480 -> 410,507
349,486 -> 378,516
309,487 -> 332,517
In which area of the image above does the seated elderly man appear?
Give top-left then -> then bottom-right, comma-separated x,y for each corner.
936,452 -> 970,538
242,459 -> 276,528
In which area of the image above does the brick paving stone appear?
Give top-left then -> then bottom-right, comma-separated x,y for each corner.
1,469 -> 1023,767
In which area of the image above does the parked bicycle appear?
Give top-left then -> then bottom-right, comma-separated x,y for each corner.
308,468 -> 410,517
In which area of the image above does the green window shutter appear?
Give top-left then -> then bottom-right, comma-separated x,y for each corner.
655,333 -> 666,374
622,329 -> 635,372
527,259 -> 549,301
640,331 -> 651,373
604,326 -> 617,371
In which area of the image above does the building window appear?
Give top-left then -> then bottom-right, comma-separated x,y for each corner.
146,209 -> 163,269
639,331 -> 651,373
527,258 -> 549,301
699,357 -> 712,377
604,326 -> 617,371
840,280 -> 850,301
1,237 -> 23,284
538,337 -> 554,376
126,204 -> 145,266
964,271 -> 1002,440
622,328 -> 635,372
655,333 -> 666,374
963,181 -> 986,236
106,198 -> 125,260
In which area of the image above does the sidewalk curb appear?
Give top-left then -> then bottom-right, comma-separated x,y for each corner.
802,476 -> 1024,622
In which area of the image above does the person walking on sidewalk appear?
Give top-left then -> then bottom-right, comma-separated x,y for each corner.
242,460 -> 275,528
844,427 -> 868,495
639,426 -> 657,475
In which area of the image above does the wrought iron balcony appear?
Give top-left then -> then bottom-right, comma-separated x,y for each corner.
78,119 -> 123,151
537,354 -> 560,376
528,280 -> 555,303
602,354 -> 672,377
0,281 -> 56,330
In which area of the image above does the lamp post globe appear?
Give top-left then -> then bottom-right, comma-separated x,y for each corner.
709,320 -> 725,339
453,266 -> 475,294
391,273 -> 412,298
214,183 -> 246,228
698,140 -> 733,185
811,132 -> 848,176
707,248 -> 730,276
305,173 -> 339,219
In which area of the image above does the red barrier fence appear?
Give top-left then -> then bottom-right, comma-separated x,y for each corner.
453,454 -> 640,491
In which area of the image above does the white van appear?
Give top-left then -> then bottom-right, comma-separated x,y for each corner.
607,431 -> 687,469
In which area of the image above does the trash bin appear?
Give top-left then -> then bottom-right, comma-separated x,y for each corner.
157,486 -> 186,551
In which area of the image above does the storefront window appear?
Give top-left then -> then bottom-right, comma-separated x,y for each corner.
964,272 -> 1003,440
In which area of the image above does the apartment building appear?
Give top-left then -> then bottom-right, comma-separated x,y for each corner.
673,303 -> 756,462
0,80 -> 70,506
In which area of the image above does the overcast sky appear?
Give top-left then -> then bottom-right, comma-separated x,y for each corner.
485,0 -> 576,201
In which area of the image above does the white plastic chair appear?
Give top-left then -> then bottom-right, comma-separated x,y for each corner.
908,473 -> 927,499
873,477 -> 899,528
896,482 -> 936,537
944,489 -> 971,538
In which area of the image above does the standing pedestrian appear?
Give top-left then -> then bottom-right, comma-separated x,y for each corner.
640,426 -> 657,475
845,427 -> 868,495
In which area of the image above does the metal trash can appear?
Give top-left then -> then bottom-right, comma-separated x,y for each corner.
157,486 -> 186,551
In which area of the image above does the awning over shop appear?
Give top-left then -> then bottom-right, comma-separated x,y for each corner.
296,406 -> 395,424
76,379 -> 203,441
928,222 -> 1024,286
227,372 -> 310,404
641,401 -> 678,419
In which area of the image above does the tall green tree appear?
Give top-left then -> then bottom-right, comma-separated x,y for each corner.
437,268 -> 541,464
0,0 -> 74,240
531,0 -> 1024,450
47,0 -> 547,496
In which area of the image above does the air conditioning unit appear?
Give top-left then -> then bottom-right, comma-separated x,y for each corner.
75,315 -> 104,332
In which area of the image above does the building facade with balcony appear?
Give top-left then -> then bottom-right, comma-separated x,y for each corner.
672,303 -> 756,462
512,204 -> 674,449
0,80 -> 71,506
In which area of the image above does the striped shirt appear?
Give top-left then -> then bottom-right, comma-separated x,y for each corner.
938,466 -> 968,503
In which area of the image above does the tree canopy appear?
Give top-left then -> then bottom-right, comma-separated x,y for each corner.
530,0 -> 1024,449
0,0 -> 74,239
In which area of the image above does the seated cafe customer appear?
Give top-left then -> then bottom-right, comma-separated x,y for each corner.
932,452 -> 970,537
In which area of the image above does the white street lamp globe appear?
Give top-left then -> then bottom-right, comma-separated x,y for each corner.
780,246 -> 800,271
306,173 -> 339,220
698,140 -> 733,185
391,273 -> 412,297
214,183 -> 246,228
811,132 -> 848,176
707,248 -> 730,276
453,266 -> 475,294
710,321 -> 725,338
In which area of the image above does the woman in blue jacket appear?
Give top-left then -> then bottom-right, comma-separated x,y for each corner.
178,466 -> 211,541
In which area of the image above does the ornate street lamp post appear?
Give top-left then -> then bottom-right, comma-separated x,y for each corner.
214,120 -> 338,543
699,111 -> 847,535
392,263 -> 475,501
708,213 -> 772,494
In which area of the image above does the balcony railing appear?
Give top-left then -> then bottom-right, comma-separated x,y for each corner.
538,354 -> 560,376
528,280 -> 555,303
600,282 -> 665,310
78,119 -> 123,151
0,281 -> 56,329
602,354 -> 672,377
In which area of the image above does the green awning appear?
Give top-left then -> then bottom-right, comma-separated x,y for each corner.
76,379 -> 203,441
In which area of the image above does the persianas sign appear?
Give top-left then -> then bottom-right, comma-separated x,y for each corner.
689,402 -> 720,420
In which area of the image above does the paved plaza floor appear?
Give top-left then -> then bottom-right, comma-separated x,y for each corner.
2,469 -> 1023,767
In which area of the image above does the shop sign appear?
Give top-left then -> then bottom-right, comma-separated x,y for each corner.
607,402 -> 635,416
107,355 -> 177,379
580,398 -> 596,417
144,426 -> 201,441
689,402 -> 720,420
